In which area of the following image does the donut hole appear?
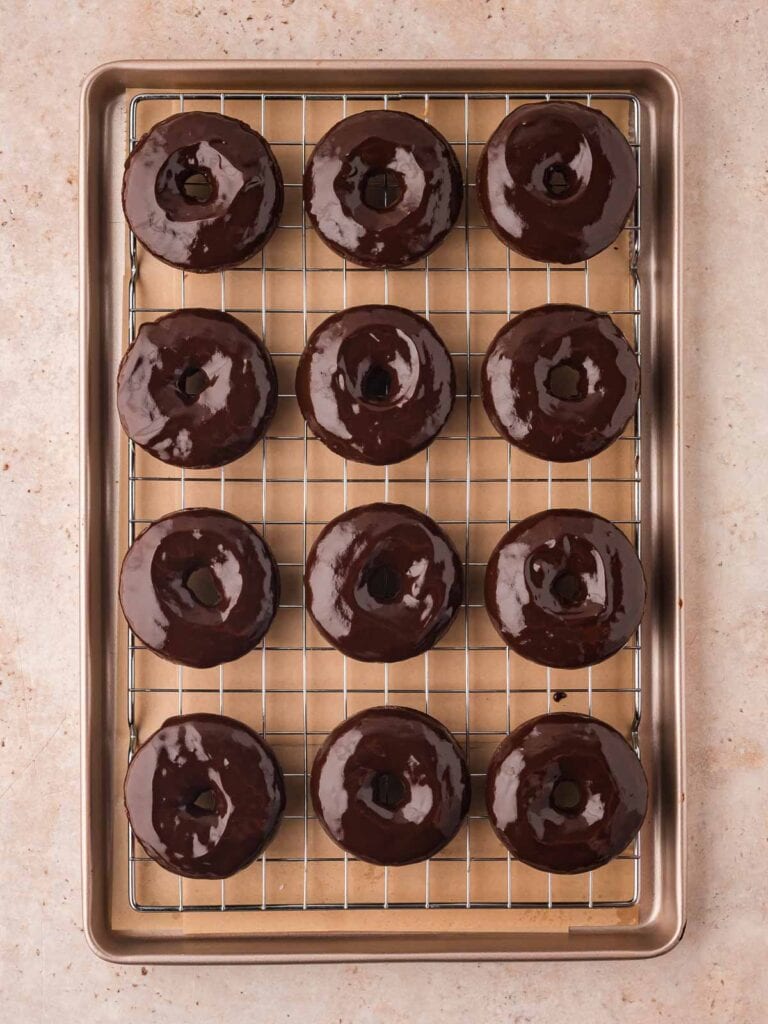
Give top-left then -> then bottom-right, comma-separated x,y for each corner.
371,771 -> 408,811
177,365 -> 210,401
543,161 -> 579,199
546,360 -> 587,401
551,778 -> 583,814
361,364 -> 393,403
186,788 -> 218,817
361,168 -> 405,211
184,565 -> 222,608
155,148 -> 221,217
551,569 -> 587,608
339,326 -> 419,408
181,170 -> 214,204
364,562 -> 402,604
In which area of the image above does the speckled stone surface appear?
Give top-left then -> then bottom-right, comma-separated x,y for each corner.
1,1 -> 767,1020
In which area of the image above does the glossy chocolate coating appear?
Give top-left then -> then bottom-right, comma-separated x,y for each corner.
485,509 -> 645,669
305,503 -> 463,663
122,111 -> 283,272
296,304 -> 455,465
311,706 -> 470,866
117,308 -> 277,469
476,101 -> 637,264
485,712 -> 647,873
124,713 -> 285,879
481,304 -> 639,462
303,110 -> 463,268
119,508 -> 279,668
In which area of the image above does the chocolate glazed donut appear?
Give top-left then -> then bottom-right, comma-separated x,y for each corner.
485,712 -> 648,873
477,101 -> 637,264
311,706 -> 471,866
119,508 -> 279,668
117,308 -> 277,469
296,304 -> 455,465
481,304 -> 639,462
304,110 -> 463,268
485,509 -> 645,669
125,713 -> 285,879
122,111 -> 283,272
305,503 -> 464,663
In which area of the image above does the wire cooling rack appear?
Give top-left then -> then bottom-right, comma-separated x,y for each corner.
125,88 -> 643,913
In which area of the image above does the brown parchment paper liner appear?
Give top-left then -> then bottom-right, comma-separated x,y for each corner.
114,88 -> 640,940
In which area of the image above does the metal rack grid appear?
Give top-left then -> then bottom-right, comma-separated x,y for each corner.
125,88 -> 643,913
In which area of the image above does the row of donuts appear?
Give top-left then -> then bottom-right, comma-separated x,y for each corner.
123,100 -> 637,273
118,301 -> 639,471
125,707 -> 647,879
120,502 -> 644,671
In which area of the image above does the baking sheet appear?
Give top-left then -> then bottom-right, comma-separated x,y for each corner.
80,61 -> 684,961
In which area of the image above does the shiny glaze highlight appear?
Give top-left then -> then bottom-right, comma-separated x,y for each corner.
311,706 -> 470,866
124,713 -> 285,879
476,101 -> 637,264
305,502 -> 464,663
484,509 -> 645,669
303,109 -> 463,268
485,712 -> 648,873
122,111 -> 283,272
295,304 -> 455,465
117,308 -> 277,469
119,508 -> 279,668
481,304 -> 640,462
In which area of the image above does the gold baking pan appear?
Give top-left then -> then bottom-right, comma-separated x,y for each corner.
80,60 -> 683,962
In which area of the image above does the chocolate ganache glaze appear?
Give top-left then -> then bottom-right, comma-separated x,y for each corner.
485,712 -> 648,873
124,713 -> 285,879
119,508 -> 279,669
122,110 -> 283,272
481,304 -> 640,462
476,101 -> 637,264
296,304 -> 455,465
117,308 -> 277,469
305,503 -> 464,663
311,706 -> 471,865
303,109 -> 463,268
484,509 -> 645,669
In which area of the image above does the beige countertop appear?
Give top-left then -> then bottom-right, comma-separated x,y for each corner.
1,1 -> 766,1020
